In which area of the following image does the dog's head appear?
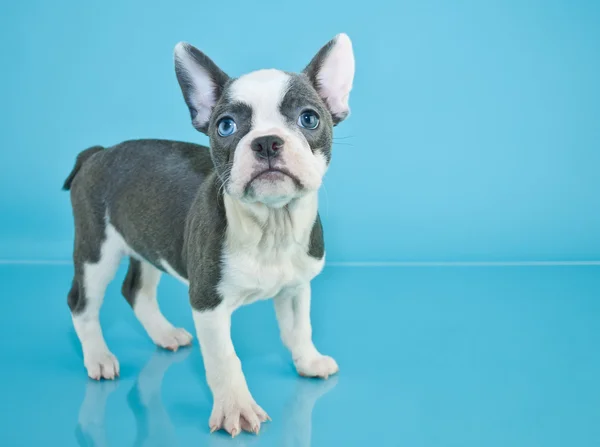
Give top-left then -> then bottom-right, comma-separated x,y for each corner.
174,34 -> 354,208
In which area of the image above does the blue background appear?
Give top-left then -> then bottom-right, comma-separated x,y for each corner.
1,2 -> 600,446
2,0 -> 599,263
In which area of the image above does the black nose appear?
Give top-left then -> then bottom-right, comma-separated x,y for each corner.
251,135 -> 284,159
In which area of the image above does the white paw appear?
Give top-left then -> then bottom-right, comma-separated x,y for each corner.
84,351 -> 120,380
295,354 -> 339,379
151,327 -> 193,351
209,391 -> 270,437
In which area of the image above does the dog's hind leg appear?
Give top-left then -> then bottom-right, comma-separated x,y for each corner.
69,225 -> 124,380
122,259 -> 192,351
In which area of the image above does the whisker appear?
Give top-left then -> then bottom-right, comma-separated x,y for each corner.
219,171 -> 231,192
215,163 -> 232,199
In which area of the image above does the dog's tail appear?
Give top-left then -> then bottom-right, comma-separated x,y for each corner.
62,146 -> 104,191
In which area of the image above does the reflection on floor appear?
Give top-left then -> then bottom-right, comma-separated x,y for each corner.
75,348 -> 336,447
0,264 -> 599,446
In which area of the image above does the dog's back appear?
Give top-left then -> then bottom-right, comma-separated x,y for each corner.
63,145 -> 104,191
64,139 -> 214,287
64,139 -> 213,198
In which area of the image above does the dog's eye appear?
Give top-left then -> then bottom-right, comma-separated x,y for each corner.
298,111 -> 319,130
217,117 -> 237,137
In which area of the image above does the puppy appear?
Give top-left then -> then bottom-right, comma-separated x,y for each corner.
64,33 -> 354,436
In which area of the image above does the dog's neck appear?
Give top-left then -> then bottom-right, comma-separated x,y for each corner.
223,192 -> 318,253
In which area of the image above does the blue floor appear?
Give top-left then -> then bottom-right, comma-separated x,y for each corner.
0,264 -> 599,446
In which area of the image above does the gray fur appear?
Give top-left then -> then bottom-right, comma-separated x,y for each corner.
67,146 -> 110,314
65,138 -> 324,312
122,258 -> 142,307
308,214 -> 325,259
174,45 -> 230,133
65,38 -> 346,315
66,140 -> 213,312
63,145 -> 104,191
280,74 -> 333,163
204,73 -> 334,196
183,172 -> 228,311
207,100 -> 253,183
67,279 -> 85,314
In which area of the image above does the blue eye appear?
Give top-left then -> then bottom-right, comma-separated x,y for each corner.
217,117 -> 237,137
298,111 -> 319,129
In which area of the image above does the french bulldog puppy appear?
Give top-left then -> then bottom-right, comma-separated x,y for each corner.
64,34 -> 354,436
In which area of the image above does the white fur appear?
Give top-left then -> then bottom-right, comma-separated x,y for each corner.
274,283 -> 338,379
219,192 -> 325,309
193,306 -> 269,436
73,36 -> 348,436
174,42 -> 218,128
229,69 -> 290,129
132,261 -> 192,350
72,223 -> 191,379
226,70 -> 327,204
73,224 -> 124,380
315,33 -> 355,118
191,192 -> 327,435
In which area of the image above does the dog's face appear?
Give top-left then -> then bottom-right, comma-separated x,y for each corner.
174,34 -> 354,208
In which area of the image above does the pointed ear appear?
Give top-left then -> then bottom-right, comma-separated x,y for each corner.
304,33 -> 355,125
174,42 -> 230,133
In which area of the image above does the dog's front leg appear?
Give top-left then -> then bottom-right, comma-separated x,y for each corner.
274,283 -> 339,379
192,304 -> 269,436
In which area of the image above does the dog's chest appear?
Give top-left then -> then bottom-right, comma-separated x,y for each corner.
219,244 -> 323,307
218,194 -> 323,307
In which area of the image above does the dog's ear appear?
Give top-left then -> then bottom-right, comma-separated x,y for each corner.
174,42 -> 230,133
303,34 -> 355,125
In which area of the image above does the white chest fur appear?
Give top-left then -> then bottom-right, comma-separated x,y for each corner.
218,193 -> 324,309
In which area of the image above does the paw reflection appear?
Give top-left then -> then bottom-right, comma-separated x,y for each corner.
75,380 -> 118,447
76,351 -> 338,446
75,348 -> 190,447
281,377 -> 338,447
128,349 -> 191,446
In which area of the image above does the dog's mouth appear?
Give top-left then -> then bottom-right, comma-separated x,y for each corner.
246,168 -> 302,190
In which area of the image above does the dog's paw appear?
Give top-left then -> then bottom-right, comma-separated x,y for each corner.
295,354 -> 339,379
209,391 -> 270,437
151,327 -> 193,351
84,351 -> 120,380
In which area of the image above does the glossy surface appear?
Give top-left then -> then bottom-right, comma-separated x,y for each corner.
1,264 -> 599,446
